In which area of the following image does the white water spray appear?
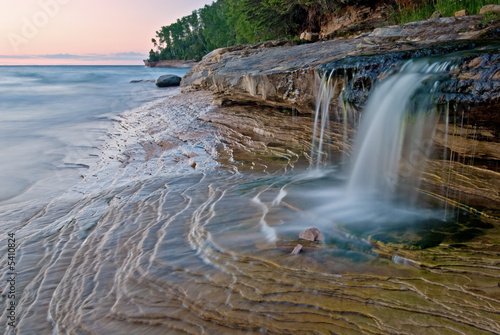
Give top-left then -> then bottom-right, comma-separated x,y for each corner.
311,71 -> 337,168
347,60 -> 452,198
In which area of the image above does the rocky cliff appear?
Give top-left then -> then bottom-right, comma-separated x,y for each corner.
182,15 -> 499,113
144,59 -> 197,68
181,15 -> 500,218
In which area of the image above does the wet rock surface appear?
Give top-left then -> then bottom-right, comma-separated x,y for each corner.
290,244 -> 303,254
299,227 -> 325,241
156,74 -> 182,87
4,85 -> 500,334
182,16 -> 499,113
182,15 -> 500,220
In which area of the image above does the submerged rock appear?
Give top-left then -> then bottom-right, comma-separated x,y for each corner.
130,79 -> 155,83
156,74 -> 182,87
299,227 -> 324,242
291,244 -> 303,255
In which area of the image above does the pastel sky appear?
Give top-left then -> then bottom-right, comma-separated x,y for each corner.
0,0 -> 214,65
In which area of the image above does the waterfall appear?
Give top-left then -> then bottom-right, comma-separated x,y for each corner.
347,60 -> 452,199
310,71 -> 336,168
304,59 -> 455,229
312,59 -> 452,197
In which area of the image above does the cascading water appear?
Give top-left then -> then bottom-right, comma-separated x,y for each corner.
310,71 -> 336,168
304,59 -> 454,228
347,60 -> 452,200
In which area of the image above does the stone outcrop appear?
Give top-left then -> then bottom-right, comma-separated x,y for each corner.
145,59 -> 197,68
181,15 -> 500,219
182,16 -> 499,114
480,4 -> 500,15
454,9 -> 469,17
319,2 -> 392,39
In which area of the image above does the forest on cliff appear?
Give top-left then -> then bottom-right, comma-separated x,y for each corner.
147,0 -> 498,62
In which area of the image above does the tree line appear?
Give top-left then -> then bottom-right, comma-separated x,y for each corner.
147,0 -> 492,62
147,0 -> 371,62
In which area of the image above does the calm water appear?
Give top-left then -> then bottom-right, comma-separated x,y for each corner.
0,65 -> 188,203
0,65 -> 499,334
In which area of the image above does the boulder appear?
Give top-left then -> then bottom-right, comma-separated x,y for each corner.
155,74 -> 182,87
480,4 -> 500,15
300,32 -> 319,42
454,10 -> 469,17
299,227 -> 324,242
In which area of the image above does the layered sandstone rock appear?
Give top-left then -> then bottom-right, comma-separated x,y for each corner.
181,15 -> 500,217
182,16 -> 499,114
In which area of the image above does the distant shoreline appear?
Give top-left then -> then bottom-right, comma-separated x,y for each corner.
144,59 -> 197,68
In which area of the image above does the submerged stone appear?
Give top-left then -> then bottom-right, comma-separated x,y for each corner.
291,244 -> 303,255
299,227 -> 324,241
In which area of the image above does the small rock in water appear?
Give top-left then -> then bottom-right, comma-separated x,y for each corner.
454,9 -> 469,17
130,79 -> 155,83
299,227 -> 324,242
155,74 -> 182,87
291,244 -> 303,255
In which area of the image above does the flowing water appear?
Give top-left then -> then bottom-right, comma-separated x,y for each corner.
1,64 -> 499,334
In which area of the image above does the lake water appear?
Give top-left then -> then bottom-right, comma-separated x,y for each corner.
0,65 -> 189,204
1,65 -> 499,334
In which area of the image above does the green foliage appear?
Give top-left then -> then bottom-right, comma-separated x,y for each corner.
433,0 -> 496,17
391,1 -> 435,24
147,0 -> 347,61
225,0 -> 306,43
482,12 -> 500,23
391,0 -> 499,24
147,0 -> 499,61
148,49 -> 159,62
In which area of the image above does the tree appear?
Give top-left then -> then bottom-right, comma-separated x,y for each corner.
146,0 -> 364,62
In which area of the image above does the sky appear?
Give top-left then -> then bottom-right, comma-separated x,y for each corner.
0,0 -> 214,65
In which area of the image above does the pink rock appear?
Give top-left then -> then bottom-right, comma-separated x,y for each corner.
291,244 -> 303,255
299,227 -> 324,241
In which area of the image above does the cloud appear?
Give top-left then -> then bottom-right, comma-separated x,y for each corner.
0,54 -> 37,59
112,52 -> 146,58
39,53 -> 85,59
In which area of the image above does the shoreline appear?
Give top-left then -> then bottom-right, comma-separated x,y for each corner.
144,59 -> 197,68
2,81 -> 500,334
